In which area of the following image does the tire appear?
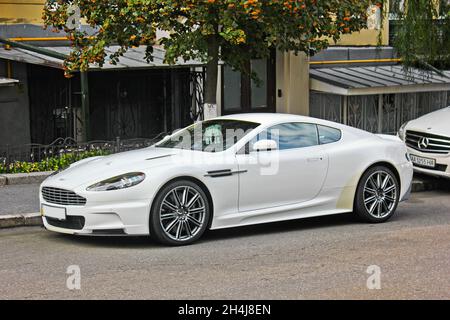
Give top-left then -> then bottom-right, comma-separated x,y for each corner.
354,166 -> 400,223
150,180 -> 211,246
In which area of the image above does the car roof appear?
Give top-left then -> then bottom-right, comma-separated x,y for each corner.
214,113 -> 375,138
215,113 -> 317,126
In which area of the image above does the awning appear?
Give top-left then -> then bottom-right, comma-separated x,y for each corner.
0,77 -> 19,87
310,65 -> 450,96
0,45 -> 204,70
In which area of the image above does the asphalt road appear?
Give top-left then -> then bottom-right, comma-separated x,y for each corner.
0,190 -> 450,300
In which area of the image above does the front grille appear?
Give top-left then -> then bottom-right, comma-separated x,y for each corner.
41,187 -> 87,206
46,216 -> 85,230
406,130 -> 450,155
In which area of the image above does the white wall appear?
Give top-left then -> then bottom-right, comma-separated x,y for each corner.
276,51 -> 310,116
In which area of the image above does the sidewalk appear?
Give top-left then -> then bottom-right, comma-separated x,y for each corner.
0,184 -> 42,228
0,183 -> 40,216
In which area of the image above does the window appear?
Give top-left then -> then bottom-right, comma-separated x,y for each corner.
157,119 -> 260,152
318,125 -> 342,145
251,59 -> 268,109
256,123 -> 319,150
223,65 -> 241,111
221,52 -> 276,115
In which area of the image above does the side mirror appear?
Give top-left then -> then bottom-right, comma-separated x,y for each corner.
252,139 -> 278,152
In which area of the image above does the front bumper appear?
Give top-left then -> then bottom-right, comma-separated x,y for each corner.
41,199 -> 152,236
407,148 -> 450,179
413,166 -> 450,179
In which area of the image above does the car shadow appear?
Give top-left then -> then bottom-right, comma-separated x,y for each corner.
202,212 -> 359,242
414,173 -> 450,192
44,212 -> 361,249
45,231 -> 155,249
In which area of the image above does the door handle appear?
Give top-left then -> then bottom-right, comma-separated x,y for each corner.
307,157 -> 323,162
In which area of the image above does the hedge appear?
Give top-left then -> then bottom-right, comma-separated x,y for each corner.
0,150 -> 111,174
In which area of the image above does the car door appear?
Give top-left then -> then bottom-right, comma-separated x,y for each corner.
236,122 -> 329,212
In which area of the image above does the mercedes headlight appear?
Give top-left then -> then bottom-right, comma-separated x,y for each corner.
87,172 -> 146,191
398,121 -> 409,141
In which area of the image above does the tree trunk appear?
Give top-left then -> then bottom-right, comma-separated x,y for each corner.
203,35 -> 219,120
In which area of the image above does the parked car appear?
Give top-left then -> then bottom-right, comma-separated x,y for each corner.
398,106 -> 450,179
40,113 -> 413,245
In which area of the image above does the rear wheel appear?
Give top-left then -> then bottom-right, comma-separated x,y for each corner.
354,166 -> 399,223
150,180 -> 210,246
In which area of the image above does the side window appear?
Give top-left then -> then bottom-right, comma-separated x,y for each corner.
256,122 -> 319,150
318,125 -> 342,145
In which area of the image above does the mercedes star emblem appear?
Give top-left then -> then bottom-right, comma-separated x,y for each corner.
418,137 -> 430,149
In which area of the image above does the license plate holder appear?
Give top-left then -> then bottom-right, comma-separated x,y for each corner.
410,154 -> 436,168
42,205 -> 66,220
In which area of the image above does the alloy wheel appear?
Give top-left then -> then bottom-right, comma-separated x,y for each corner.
159,186 -> 206,241
363,170 -> 398,219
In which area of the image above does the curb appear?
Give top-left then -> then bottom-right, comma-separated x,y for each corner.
0,171 -> 53,186
0,212 -> 42,229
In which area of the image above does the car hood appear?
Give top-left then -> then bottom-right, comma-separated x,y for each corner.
407,107 -> 450,136
42,147 -> 185,189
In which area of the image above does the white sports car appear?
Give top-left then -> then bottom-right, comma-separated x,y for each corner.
398,106 -> 450,179
40,113 -> 413,245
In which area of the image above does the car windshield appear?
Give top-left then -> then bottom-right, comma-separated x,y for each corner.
156,119 -> 260,152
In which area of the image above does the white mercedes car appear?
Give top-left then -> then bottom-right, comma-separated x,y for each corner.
40,113 -> 413,245
398,106 -> 450,179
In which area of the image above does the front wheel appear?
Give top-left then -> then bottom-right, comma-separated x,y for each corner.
150,180 -> 210,246
354,166 -> 400,223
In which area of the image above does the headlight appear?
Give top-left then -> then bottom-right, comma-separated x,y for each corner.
87,172 -> 146,191
398,121 -> 409,141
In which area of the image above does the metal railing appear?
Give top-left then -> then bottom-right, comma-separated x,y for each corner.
0,134 -> 167,173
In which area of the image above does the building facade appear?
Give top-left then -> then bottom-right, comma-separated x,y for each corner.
0,0 -> 204,146
1,1 -> 450,149
219,7 -> 450,134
